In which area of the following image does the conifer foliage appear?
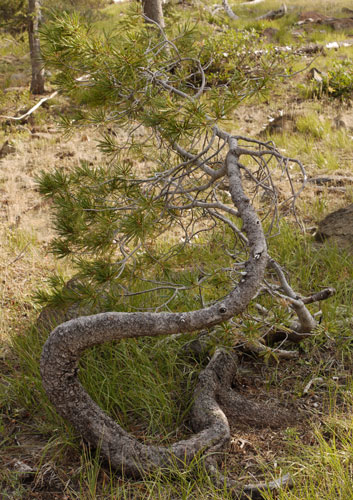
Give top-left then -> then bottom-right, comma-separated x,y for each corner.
38,11 -> 294,312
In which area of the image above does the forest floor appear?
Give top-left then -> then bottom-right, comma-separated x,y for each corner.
1,1 -> 353,499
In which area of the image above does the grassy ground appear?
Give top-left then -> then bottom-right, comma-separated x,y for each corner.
1,0 -> 353,498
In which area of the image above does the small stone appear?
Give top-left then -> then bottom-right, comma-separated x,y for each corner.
307,67 -> 323,83
13,460 -> 35,480
334,113 -> 353,131
315,204 -> 353,250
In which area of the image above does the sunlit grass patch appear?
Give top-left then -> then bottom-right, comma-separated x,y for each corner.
264,410 -> 353,500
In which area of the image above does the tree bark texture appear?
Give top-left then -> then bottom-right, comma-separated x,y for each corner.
28,0 -> 45,94
41,139 -> 272,493
143,0 -> 165,28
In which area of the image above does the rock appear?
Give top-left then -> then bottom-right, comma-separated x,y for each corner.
0,140 -> 16,158
9,73 -> 27,85
307,67 -> 324,84
334,113 -> 353,131
315,204 -> 353,249
298,11 -> 353,30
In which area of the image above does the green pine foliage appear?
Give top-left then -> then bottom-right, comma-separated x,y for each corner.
0,0 -> 27,33
37,9 -> 292,312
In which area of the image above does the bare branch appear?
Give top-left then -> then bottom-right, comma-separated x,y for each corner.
0,91 -> 58,121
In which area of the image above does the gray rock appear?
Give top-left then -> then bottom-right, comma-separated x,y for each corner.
315,204 -> 353,249
260,113 -> 297,136
334,112 -> 353,131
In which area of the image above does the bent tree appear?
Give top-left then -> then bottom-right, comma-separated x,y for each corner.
39,11 -> 335,498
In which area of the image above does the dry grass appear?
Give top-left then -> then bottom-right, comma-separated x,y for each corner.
234,0 -> 352,15
0,106 -> 110,344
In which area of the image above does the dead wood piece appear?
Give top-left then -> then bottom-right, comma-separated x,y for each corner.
256,3 -> 287,20
303,377 -> 324,395
222,0 -> 239,20
206,461 -> 293,499
0,91 -> 58,122
308,176 -> 353,187
299,44 -> 324,55
297,11 -> 353,29
342,7 -> 353,15
240,0 -> 265,5
222,1 -> 287,22
298,11 -> 332,23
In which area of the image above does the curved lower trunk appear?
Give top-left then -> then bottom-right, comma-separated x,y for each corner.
40,140 -> 279,495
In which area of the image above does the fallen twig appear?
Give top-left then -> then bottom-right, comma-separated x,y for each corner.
240,0 -> 265,5
0,91 -> 58,121
222,1 -> 288,22
256,3 -> 287,20
222,0 -> 239,20
308,176 -> 353,187
303,377 -> 324,395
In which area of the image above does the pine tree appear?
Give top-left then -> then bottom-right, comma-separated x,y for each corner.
38,10 -> 335,495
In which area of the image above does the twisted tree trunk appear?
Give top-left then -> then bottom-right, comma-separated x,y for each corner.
40,138 -> 273,494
